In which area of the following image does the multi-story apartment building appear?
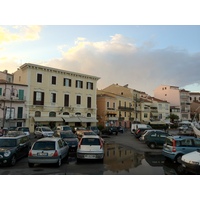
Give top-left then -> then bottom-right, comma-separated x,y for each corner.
180,89 -> 190,120
0,78 -> 28,128
97,84 -> 170,127
13,63 -> 100,132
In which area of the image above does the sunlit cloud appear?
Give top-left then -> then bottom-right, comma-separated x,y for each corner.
0,25 -> 41,44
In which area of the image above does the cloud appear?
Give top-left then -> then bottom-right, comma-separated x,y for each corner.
0,25 -> 41,44
45,34 -> 200,95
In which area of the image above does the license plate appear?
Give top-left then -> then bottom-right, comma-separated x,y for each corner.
71,145 -> 76,147
37,152 -> 48,156
84,155 -> 96,159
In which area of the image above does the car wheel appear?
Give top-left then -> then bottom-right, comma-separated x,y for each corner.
28,162 -> 34,168
175,154 -> 183,164
56,157 -> 62,167
10,155 -> 17,166
149,143 -> 156,149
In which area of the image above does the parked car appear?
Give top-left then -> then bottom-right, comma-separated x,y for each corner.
86,126 -> 101,136
16,127 -> 30,136
76,130 -> 97,140
28,137 -> 69,167
134,127 -> 153,139
131,123 -> 152,134
181,149 -> 200,174
53,130 -> 79,153
76,135 -> 104,162
117,126 -> 124,133
143,130 -> 170,149
34,126 -> 54,138
0,133 -> 31,166
162,135 -> 200,163
101,126 -> 118,135
54,125 -> 72,132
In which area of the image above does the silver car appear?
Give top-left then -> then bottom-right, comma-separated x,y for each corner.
28,137 -> 69,167
34,126 -> 54,138
77,135 -> 104,162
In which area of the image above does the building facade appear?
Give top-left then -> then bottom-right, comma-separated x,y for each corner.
13,63 -> 100,132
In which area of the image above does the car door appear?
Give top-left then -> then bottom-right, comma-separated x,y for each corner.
57,139 -> 68,159
16,137 -> 28,159
158,132 -> 168,147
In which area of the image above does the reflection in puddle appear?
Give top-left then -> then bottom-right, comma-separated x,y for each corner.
103,142 -> 144,174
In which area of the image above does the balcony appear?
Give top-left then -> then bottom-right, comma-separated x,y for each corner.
118,106 -> 135,111
119,117 -> 125,121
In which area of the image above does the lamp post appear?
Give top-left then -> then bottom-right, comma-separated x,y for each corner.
3,85 -> 18,129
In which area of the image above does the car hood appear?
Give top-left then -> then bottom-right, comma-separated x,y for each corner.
182,151 -> 200,163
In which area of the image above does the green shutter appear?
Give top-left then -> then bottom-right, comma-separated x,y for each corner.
0,88 -> 2,95
19,90 -> 24,100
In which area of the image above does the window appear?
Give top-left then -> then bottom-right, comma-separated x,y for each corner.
76,80 -> 83,88
49,112 -> 56,117
51,93 -> 56,103
37,73 -> 42,83
76,95 -> 81,105
113,102 -> 116,109
107,102 -> 109,108
18,89 -> 24,100
0,88 -> 2,96
33,91 -> 44,105
64,94 -> 69,107
87,113 -> 91,117
87,82 -> 93,90
52,76 -> 56,85
35,111 -> 41,117
17,107 -> 23,118
87,97 -> 91,108
63,78 -> 71,87
144,113 -> 148,118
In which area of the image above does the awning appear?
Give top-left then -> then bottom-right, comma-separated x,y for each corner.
62,117 -> 98,123
33,117 -> 64,122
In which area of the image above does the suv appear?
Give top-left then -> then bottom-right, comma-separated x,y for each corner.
162,135 -> 200,163
143,130 -> 170,149
0,133 -> 31,166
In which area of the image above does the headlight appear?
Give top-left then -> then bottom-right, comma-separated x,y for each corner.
4,150 -> 11,157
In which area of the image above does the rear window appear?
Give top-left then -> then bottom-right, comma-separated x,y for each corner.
63,126 -> 71,131
164,138 -> 173,146
81,138 -> 100,145
33,141 -> 55,150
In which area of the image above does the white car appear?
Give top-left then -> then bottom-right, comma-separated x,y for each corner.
76,135 -> 104,162
34,126 -> 54,138
181,149 -> 200,174
28,137 -> 69,167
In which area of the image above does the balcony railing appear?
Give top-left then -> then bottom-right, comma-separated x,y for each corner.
118,106 -> 135,111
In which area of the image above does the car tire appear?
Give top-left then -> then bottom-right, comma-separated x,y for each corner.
56,157 -> 62,167
10,155 -> 17,166
175,154 -> 183,164
149,143 -> 156,149
28,162 -> 34,168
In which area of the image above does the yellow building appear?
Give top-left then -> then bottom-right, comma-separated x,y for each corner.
13,63 -> 100,132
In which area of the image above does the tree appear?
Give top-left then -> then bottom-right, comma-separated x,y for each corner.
166,114 -> 179,123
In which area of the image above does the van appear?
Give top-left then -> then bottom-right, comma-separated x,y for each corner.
131,123 -> 152,134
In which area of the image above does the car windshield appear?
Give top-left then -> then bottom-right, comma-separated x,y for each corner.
42,127 -> 52,132
19,127 -> 29,132
33,141 -> 55,150
0,139 -> 16,147
61,132 -> 76,138
84,131 -> 96,135
62,127 -> 71,131
81,138 -> 100,145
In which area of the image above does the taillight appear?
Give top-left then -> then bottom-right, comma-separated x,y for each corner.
100,140 -> 103,149
28,150 -> 32,157
172,140 -> 176,152
78,139 -> 82,149
136,129 -> 140,134
53,150 -> 59,157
